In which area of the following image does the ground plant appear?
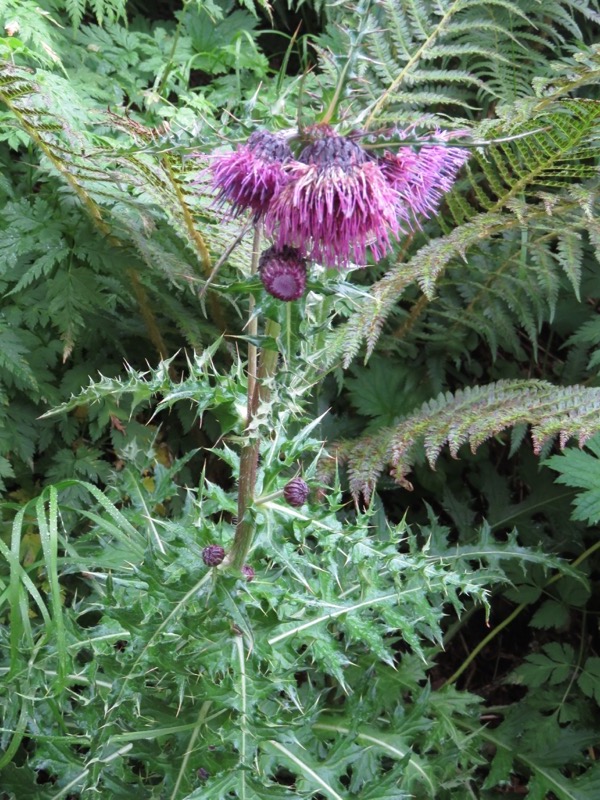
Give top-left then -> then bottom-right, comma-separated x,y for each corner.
1,0 -> 600,798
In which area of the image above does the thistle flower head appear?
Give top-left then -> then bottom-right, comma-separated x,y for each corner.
265,127 -> 401,269
202,545 -> 226,567
241,564 -> 255,582
259,245 -> 307,301
379,129 -> 470,223
283,477 -> 310,507
211,130 -> 291,220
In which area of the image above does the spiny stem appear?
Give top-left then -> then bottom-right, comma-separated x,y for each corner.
199,221 -> 253,301
247,227 -> 262,418
229,440 -> 260,571
225,229 -> 286,572
320,0 -> 373,126
362,128 -> 550,150
227,317 -> 281,571
257,318 -> 281,406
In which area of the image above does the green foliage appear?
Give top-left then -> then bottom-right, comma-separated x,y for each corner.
479,707 -> 600,800
546,433 -> 600,524
0,407 -> 584,798
0,0 -> 283,484
321,0 -> 600,124
512,642 -> 600,702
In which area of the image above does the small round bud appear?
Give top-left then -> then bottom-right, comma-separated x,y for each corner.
283,477 -> 310,507
259,245 -> 307,302
202,545 -> 225,567
197,767 -> 210,781
241,564 -> 255,582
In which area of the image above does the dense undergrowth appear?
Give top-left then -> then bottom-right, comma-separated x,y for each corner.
1,0 -> 600,798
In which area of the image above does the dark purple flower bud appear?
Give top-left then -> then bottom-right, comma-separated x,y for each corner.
283,477 -> 310,507
259,245 -> 307,301
265,126 -> 401,269
197,767 -> 210,781
202,545 -> 225,567
210,130 -> 291,220
241,564 -> 255,582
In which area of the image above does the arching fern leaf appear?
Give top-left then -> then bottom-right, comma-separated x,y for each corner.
337,379 -> 600,501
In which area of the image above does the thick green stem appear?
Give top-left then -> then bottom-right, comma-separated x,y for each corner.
228,440 -> 260,571
255,488 -> 284,505
157,0 -> 188,97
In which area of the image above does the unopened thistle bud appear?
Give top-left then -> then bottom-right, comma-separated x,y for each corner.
202,545 -> 226,567
259,245 -> 307,301
283,477 -> 310,507
241,564 -> 255,582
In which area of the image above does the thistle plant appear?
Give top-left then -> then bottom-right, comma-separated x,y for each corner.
205,119 -> 469,576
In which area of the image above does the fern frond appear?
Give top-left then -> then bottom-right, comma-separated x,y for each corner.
404,205 -> 597,361
0,321 -> 39,393
0,65 -> 218,271
533,43 -> 600,102
327,211 -> 509,368
353,0 -> 600,123
65,0 -> 127,27
340,380 -> 600,501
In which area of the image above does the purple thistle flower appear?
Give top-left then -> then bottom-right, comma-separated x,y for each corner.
241,564 -> 255,582
202,545 -> 226,567
379,129 -> 470,223
265,128 -> 402,269
259,245 -> 307,301
210,130 -> 291,220
283,477 -> 310,507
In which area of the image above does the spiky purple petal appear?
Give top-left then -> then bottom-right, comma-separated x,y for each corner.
210,130 -> 291,220
379,129 -> 470,223
265,130 -> 402,269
